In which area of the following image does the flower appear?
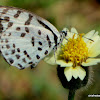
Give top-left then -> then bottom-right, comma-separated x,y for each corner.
44,28 -> 100,81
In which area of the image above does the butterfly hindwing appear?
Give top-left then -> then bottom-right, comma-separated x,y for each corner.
0,6 -> 60,69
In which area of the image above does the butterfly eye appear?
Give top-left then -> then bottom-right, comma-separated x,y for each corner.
62,31 -> 67,36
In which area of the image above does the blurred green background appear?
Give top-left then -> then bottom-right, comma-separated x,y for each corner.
0,0 -> 100,100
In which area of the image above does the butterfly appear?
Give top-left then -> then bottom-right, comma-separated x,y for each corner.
0,6 -> 67,69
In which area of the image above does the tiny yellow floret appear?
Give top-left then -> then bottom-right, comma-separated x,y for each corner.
61,34 -> 88,67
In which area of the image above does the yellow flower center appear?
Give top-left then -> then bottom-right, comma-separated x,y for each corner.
61,34 -> 88,67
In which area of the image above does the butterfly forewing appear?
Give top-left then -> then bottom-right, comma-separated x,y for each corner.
0,6 -> 60,69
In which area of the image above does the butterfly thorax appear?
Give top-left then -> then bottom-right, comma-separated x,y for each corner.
54,28 -> 67,49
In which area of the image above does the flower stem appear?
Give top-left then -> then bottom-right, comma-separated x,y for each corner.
68,90 -> 75,100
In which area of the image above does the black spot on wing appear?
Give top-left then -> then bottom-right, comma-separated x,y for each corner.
25,27 -> 29,33
14,10 -> 21,18
36,55 -> 40,59
44,50 -> 48,55
16,27 -> 21,31
8,22 -> 13,27
38,41 -> 42,45
2,8 -> 8,14
21,33 -> 26,37
9,58 -> 14,64
22,58 -> 27,63
32,37 -> 34,46
38,47 -> 42,51
23,50 -> 31,60
16,54 -> 20,59
8,33 -> 11,36
6,45 -> 10,49
30,64 -> 35,69
25,14 -> 33,25
4,16 -> 10,22
38,30 -> 41,35
17,48 -> 20,52
18,63 -> 24,69
0,19 -> 3,33
13,44 -> 16,48
28,62 -> 33,64
12,49 -> 15,54
47,35 -> 51,48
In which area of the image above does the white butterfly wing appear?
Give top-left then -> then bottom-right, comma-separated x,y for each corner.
0,6 -> 60,69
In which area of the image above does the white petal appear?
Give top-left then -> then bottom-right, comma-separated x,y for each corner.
86,33 -> 100,48
77,66 -> 86,80
83,30 -> 95,43
88,39 -> 100,57
83,30 -> 100,57
56,60 -> 73,67
82,58 -> 100,66
71,27 -> 78,34
84,30 -> 99,44
64,66 -> 86,81
84,30 -> 95,39
66,31 -> 73,38
72,66 -> 86,80
95,31 -> 99,35
72,67 -> 79,79
64,67 -> 72,81
66,32 -> 78,39
88,35 -> 100,48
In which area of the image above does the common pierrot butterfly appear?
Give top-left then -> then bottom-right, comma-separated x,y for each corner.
0,6 -> 67,69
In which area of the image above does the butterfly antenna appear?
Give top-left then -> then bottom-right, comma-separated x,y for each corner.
64,37 -> 69,41
83,36 -> 94,42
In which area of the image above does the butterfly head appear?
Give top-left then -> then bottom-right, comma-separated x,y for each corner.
61,28 -> 67,37
56,28 -> 68,47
